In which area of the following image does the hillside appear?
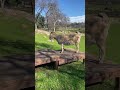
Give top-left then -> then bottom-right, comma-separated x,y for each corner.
0,9 -> 34,56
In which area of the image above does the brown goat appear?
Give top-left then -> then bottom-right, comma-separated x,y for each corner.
86,13 -> 110,63
49,32 -> 81,53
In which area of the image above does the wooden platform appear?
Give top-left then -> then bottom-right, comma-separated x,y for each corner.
0,55 -> 34,90
86,54 -> 120,90
35,49 -> 85,67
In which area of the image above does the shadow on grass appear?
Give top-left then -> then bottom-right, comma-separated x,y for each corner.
58,62 -> 85,90
0,38 -> 34,56
58,64 -> 85,80
36,62 -> 85,90
35,42 -> 60,50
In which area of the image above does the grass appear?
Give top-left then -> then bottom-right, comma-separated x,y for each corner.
35,32 -> 85,90
36,61 -> 85,90
0,12 -> 34,56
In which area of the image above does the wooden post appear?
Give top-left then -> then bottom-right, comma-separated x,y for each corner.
54,61 -> 59,70
115,77 -> 120,90
83,59 -> 85,64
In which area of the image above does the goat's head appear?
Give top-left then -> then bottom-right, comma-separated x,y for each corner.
98,13 -> 109,23
49,32 -> 56,41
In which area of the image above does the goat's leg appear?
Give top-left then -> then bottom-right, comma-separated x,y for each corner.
77,43 -> 79,53
98,47 -> 102,62
75,43 -> 79,53
99,45 -> 105,63
97,41 -> 106,63
60,44 -> 64,53
50,39 -> 54,42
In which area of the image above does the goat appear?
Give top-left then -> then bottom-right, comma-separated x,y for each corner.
86,13 -> 110,63
49,32 -> 81,53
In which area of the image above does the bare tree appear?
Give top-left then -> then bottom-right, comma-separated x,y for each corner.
35,0 -> 47,29
59,13 -> 70,30
47,1 -> 68,32
35,0 -> 52,29
0,0 -> 6,9
36,0 -> 69,31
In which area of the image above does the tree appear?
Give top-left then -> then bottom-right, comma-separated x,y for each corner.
47,1 -> 68,32
36,0 -> 70,31
35,14 -> 45,28
59,13 -> 70,29
0,0 -> 6,9
35,0 -> 47,29
35,0 -> 56,30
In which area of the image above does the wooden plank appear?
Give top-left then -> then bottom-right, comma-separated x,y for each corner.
0,55 -> 34,89
115,77 -> 120,90
35,49 -> 85,67
86,56 -> 120,88
85,53 -> 120,86
0,76 -> 34,90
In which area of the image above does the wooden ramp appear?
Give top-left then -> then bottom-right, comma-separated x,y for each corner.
86,54 -> 120,90
35,49 -> 85,67
0,55 -> 34,90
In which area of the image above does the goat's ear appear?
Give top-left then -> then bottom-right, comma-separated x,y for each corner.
51,31 -> 54,33
76,31 -> 79,33
98,13 -> 106,18
51,31 -> 56,34
50,32 -> 53,34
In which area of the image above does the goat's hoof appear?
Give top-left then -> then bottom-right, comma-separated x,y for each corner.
60,51 -> 63,53
75,51 -> 79,53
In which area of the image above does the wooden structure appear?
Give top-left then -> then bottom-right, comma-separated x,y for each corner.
35,49 -> 120,89
35,49 -> 85,69
0,54 -> 34,90
86,54 -> 120,90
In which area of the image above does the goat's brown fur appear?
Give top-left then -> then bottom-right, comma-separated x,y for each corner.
49,32 -> 81,53
86,13 -> 110,63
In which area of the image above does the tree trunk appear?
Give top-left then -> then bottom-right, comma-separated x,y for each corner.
53,22 -> 56,32
1,0 -> 5,9
35,23 -> 37,29
46,17 -> 49,32
45,10 -> 50,32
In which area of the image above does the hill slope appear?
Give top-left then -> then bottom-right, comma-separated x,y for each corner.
0,9 -> 34,56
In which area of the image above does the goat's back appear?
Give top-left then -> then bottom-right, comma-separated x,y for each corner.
86,13 -> 109,41
55,33 -> 81,45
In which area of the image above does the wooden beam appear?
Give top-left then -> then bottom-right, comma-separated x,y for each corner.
115,77 -> 120,90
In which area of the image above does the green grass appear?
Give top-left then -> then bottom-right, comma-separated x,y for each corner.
36,61 -> 85,90
35,32 -> 85,90
0,13 -> 34,56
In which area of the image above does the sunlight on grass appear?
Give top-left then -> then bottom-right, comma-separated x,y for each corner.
35,61 -> 85,90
